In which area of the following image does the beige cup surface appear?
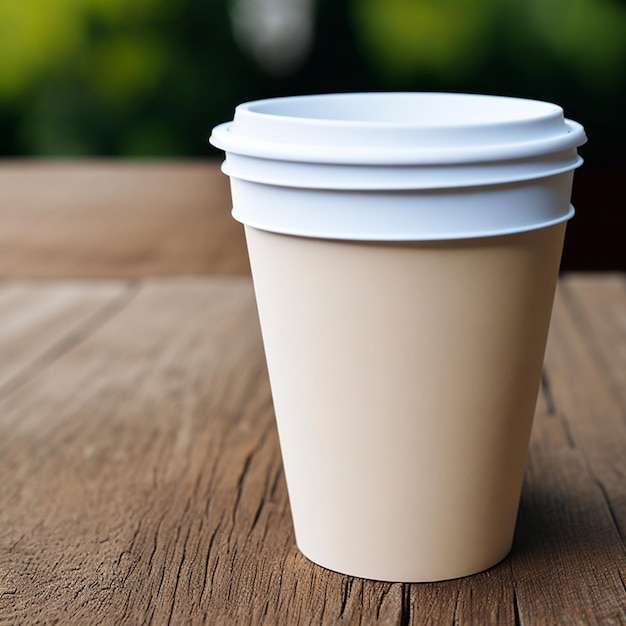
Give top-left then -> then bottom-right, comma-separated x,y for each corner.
245,223 -> 565,582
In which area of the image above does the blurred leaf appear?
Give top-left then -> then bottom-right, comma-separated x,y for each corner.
526,0 -> 626,90
349,0 -> 497,82
82,35 -> 168,106
17,79 -> 108,155
87,0 -> 174,23
121,122 -> 186,156
0,0 -> 624,158
0,0 -> 85,98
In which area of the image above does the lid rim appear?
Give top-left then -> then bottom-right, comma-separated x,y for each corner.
210,119 -> 587,165
236,92 -> 564,129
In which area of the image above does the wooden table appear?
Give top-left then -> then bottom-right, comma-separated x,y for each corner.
1,162 -> 625,624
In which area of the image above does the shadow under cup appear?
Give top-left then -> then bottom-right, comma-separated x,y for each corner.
210,92 -> 586,582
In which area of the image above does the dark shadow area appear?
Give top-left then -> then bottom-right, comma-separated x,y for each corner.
509,473 -> 625,597
562,165 -> 626,271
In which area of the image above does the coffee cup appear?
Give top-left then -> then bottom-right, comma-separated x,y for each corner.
210,93 -> 586,582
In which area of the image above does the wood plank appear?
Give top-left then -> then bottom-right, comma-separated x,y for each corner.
0,281 -> 132,396
508,275 -> 626,624
546,274 -> 626,542
0,161 -> 250,278
0,278 -> 512,624
558,274 -> 626,412
1,276 -> 625,624
512,406 -> 626,624
0,278 -> 292,624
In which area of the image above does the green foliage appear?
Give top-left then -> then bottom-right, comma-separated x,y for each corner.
350,0 -> 497,82
523,0 -> 626,90
0,0 -> 624,158
0,0 -> 85,98
0,0 -> 263,156
349,0 -> 626,94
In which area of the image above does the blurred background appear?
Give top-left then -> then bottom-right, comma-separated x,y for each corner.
1,0 -> 624,268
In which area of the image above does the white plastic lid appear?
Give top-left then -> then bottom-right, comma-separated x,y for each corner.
211,92 -> 586,169
209,93 -> 586,240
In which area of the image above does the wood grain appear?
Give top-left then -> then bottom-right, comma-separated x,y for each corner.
0,161 -> 249,278
1,276 -> 625,624
0,281 -> 132,396
509,273 -> 626,625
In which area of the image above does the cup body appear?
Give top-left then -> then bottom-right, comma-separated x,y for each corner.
210,92 -> 586,581
245,223 -> 564,581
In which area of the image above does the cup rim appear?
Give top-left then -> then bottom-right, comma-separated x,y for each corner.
210,92 -> 587,165
238,92 -> 562,130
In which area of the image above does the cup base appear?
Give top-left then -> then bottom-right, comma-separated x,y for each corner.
295,542 -> 513,583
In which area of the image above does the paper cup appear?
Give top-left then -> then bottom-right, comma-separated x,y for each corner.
210,93 -> 586,582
